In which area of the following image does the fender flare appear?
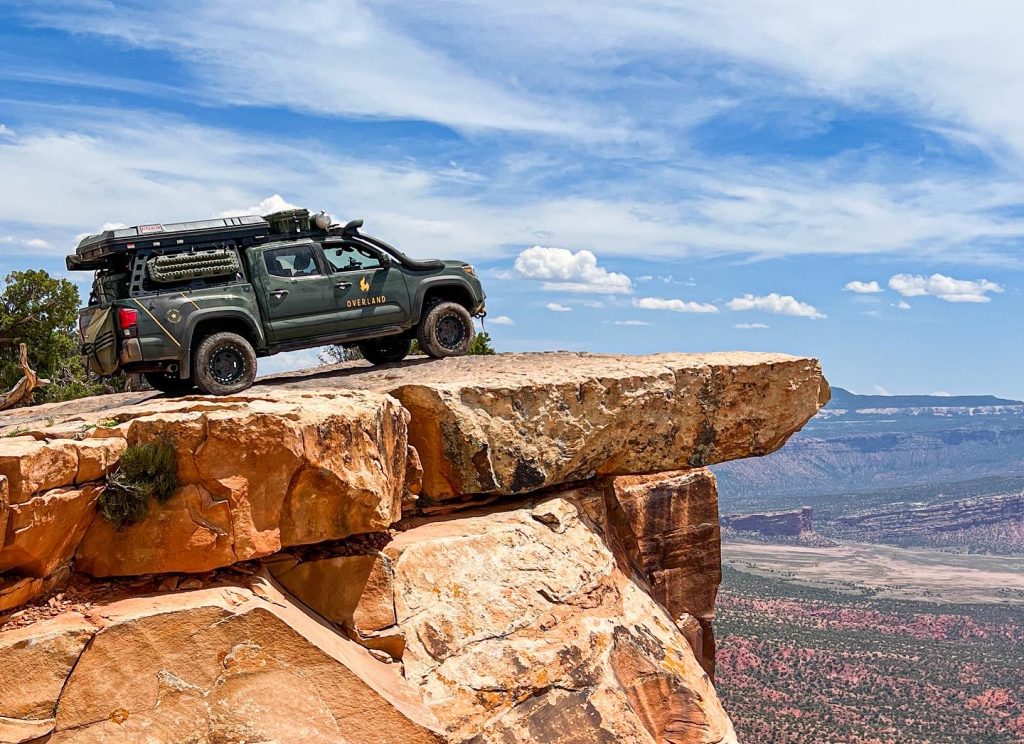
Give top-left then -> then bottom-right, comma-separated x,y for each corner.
411,277 -> 478,324
180,308 -> 265,380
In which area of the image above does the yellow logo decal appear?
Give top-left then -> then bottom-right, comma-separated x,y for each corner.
347,295 -> 387,308
359,276 -> 370,292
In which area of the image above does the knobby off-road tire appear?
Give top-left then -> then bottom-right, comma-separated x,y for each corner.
192,331 -> 258,395
417,301 -> 475,358
144,371 -> 194,395
359,337 -> 412,365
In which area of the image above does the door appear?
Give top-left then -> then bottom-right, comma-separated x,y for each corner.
255,243 -> 339,341
321,242 -> 411,330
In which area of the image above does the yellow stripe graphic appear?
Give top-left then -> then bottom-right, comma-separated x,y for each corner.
132,299 -> 181,347
180,292 -> 201,309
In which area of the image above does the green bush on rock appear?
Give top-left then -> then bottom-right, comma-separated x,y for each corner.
99,440 -> 179,529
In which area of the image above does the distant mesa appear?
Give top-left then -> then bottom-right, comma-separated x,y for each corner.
721,507 -> 813,537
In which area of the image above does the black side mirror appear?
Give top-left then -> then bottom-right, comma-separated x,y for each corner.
378,253 -> 391,269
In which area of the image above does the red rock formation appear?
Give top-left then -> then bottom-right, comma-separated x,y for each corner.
721,507 -> 814,537
0,352 -> 829,742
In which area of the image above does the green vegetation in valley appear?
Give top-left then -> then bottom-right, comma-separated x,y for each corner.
715,566 -> 1024,743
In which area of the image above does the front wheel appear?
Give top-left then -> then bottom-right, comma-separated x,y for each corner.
144,371 -> 194,395
416,302 -> 475,358
192,332 -> 258,395
359,337 -> 412,365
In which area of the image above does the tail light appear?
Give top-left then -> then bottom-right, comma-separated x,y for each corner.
117,307 -> 139,337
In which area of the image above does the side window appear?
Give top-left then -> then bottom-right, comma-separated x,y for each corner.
263,245 -> 321,278
324,243 -> 383,273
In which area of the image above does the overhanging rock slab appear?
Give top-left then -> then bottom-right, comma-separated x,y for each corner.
313,352 -> 829,501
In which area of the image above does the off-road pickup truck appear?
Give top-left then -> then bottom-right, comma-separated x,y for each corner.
67,208 -> 486,395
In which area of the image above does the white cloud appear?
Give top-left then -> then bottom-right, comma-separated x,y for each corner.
396,2 -> 1024,158
894,300 -> 911,310
874,385 -> 893,396
734,322 -> 769,329
23,238 -> 52,249
546,302 -> 572,312
633,297 -> 719,313
0,124 -> 14,139
218,194 -> 298,218
514,246 -> 632,294
844,280 -> 882,294
888,273 -> 1003,303
932,390 -> 952,396
613,320 -> 652,326
727,293 -> 826,319
488,315 -> 515,325
33,1 -> 606,138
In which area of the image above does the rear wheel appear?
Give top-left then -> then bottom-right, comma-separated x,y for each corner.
417,301 -> 475,358
144,371 -> 194,395
192,332 -> 258,395
359,337 -> 412,365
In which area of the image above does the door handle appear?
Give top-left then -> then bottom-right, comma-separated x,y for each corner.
334,281 -> 352,290
270,289 -> 289,299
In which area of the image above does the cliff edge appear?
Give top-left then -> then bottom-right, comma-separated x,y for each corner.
0,351 -> 829,743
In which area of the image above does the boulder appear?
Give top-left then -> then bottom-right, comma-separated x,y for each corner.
356,352 -> 828,501
73,439 -> 126,485
0,614 -> 94,743
0,581 -> 445,743
0,439 -> 80,504
0,576 -> 44,615
0,486 -> 101,578
74,391 -> 409,577
282,498 -> 736,743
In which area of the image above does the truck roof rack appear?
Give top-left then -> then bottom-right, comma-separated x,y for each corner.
66,209 -> 333,271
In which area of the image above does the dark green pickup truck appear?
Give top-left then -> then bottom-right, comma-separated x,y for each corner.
67,208 -> 486,395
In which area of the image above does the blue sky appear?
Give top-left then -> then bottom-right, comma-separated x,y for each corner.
2,1 -> 1023,397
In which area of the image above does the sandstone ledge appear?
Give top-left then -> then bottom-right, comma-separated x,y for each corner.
296,351 -> 829,500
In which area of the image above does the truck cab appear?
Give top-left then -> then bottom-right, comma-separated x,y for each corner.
69,209 -> 486,395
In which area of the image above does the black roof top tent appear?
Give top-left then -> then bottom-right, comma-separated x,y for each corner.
66,210 -> 444,272
67,215 -> 273,271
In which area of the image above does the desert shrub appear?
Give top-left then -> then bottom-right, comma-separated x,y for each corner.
99,439 -> 179,528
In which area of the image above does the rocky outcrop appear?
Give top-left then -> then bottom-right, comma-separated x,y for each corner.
349,352 -> 828,501
832,493 -> 1024,537
0,352 -> 828,742
720,507 -> 814,537
274,496 -> 733,742
1,579 -> 442,743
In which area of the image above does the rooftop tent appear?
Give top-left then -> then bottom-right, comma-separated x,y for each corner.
67,215 -> 272,271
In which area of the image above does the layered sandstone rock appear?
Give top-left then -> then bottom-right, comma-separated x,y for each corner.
0,391 -> 409,579
342,352 -> 829,501
605,470 -> 722,676
276,497 -> 735,743
0,580 -> 442,743
720,507 -> 814,538
0,352 -> 829,743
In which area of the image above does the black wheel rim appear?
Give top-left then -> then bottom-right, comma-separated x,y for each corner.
209,346 -> 245,385
436,314 -> 467,351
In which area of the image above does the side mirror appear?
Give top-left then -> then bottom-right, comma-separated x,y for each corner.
379,253 -> 391,269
